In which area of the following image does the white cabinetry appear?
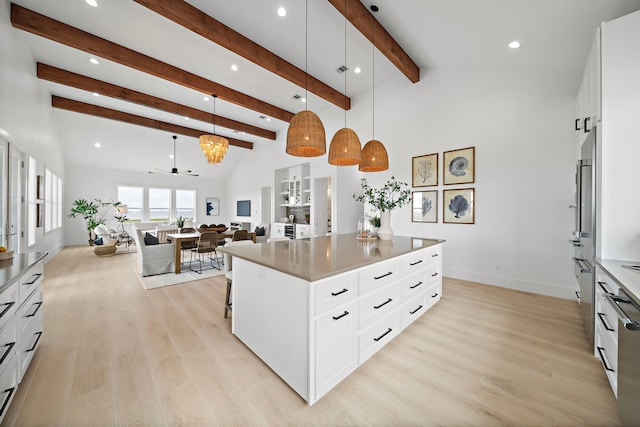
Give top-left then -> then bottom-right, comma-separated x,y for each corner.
0,256 -> 44,423
274,163 -> 312,235
271,223 -> 285,238
575,30 -> 601,146
295,224 -> 310,239
234,242 -> 443,405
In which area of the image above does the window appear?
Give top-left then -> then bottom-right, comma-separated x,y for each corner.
57,176 -> 62,228
117,186 -> 143,222
44,167 -> 62,233
176,189 -> 196,223
149,188 -> 170,222
28,157 -> 36,246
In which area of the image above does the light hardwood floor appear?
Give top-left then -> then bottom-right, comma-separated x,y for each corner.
2,246 -> 621,426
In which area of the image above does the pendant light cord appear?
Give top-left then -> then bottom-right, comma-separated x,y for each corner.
343,0 -> 347,124
213,94 -> 217,134
372,16 -> 375,140
305,0 -> 308,109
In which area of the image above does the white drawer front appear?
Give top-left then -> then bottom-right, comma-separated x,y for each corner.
398,251 -> 427,276
0,317 -> 17,378
595,327 -> 617,397
19,263 -> 43,308
399,271 -> 428,301
0,283 -> 18,331
358,284 -> 399,329
358,312 -> 400,364
400,293 -> 428,329
358,259 -> 399,296
0,352 -> 18,424
425,281 -> 442,310
315,272 -> 357,315
595,291 -> 618,342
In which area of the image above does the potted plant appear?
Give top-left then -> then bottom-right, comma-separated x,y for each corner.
68,199 -> 123,245
353,176 -> 411,240
176,216 -> 185,228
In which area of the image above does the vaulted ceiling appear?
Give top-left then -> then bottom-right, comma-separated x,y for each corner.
8,0 -> 640,179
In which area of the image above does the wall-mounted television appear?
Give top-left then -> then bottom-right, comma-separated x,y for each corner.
237,200 -> 251,217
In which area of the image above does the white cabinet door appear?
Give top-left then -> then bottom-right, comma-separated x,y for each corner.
295,224 -> 310,239
314,301 -> 357,400
271,223 -> 285,237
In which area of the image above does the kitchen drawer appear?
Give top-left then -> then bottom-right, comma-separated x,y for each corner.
358,283 -> 399,329
314,271 -> 357,315
19,288 -> 43,342
399,271 -> 428,301
0,317 -> 16,377
358,258 -> 399,296
19,263 -> 43,308
595,327 -> 617,397
399,245 -> 441,275
358,311 -> 400,364
0,283 -> 18,331
595,291 -> 618,343
425,281 -> 442,310
595,274 -> 619,298
0,351 -> 18,424
400,293 -> 427,330
18,321 -> 42,382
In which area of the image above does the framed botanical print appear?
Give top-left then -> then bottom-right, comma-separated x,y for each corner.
412,191 -> 437,223
443,188 -> 475,224
443,146 -> 475,185
412,153 -> 438,187
206,197 -> 219,216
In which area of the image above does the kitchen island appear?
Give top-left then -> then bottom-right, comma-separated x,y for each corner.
221,233 -> 444,404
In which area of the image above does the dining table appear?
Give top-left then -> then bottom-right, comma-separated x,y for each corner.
166,231 -> 257,273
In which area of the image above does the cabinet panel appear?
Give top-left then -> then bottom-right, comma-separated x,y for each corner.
400,293 -> 427,329
0,283 -> 18,331
358,259 -> 399,295
0,353 -> 18,424
314,301 -> 358,399
315,272 -> 357,315
358,312 -> 400,364
0,317 -> 16,377
358,283 -> 399,329
19,263 -> 43,307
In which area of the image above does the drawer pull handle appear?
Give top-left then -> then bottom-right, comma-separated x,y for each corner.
431,272 -> 439,277
431,253 -> 439,258
331,288 -> 348,296
374,272 -> 393,280
26,301 -> 43,318
597,281 -> 614,296
410,281 -> 423,289
432,292 -> 439,298
0,342 -> 15,365
410,305 -> 423,315
0,387 -> 15,417
374,298 -> 393,309
597,312 -> 615,332
27,331 -> 42,353
332,311 -> 349,320
0,302 -> 15,319
596,346 -> 614,372
409,260 -> 423,266
24,273 -> 42,285
373,328 -> 393,342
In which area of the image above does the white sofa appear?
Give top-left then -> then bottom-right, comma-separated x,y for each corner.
132,227 -> 175,277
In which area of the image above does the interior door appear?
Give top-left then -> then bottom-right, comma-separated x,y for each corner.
8,144 -> 25,252
313,177 -> 330,236
261,186 -> 271,224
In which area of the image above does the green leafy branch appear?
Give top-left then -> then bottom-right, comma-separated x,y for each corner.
353,176 -> 411,212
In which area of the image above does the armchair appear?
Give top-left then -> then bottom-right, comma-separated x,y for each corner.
132,227 -> 175,277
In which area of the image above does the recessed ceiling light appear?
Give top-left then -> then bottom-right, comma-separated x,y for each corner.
266,118 -> 271,121
300,97 -> 306,103
86,0 -> 98,7
203,96 -> 210,101
184,116 -> 190,120
92,92 -> 100,97
169,154 -> 174,159
354,67 -> 362,74
89,57 -> 99,65
231,64 -> 238,71
94,142 -> 101,148
508,41 -> 520,49
277,7 -> 286,17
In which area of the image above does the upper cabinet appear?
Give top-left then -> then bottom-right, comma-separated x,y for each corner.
575,30 -> 601,147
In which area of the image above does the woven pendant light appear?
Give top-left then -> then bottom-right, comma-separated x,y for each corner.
199,94 -> 229,165
328,0 -> 361,166
359,8 -> 388,172
286,0 -> 326,157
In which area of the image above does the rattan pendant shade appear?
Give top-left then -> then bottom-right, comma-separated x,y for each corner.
286,110 -> 326,157
328,127 -> 361,166
199,94 -> 229,165
359,139 -> 388,171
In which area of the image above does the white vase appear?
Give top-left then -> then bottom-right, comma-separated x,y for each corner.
377,210 -> 393,240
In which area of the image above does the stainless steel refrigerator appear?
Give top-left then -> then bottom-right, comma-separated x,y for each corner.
572,126 -> 597,346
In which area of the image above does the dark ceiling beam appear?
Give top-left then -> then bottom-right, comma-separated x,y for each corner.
327,0 -> 420,83
134,0 -> 351,110
37,63 -> 276,140
51,96 -> 253,150
11,3 -> 294,122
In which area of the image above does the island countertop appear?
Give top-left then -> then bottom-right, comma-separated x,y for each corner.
220,233 -> 444,282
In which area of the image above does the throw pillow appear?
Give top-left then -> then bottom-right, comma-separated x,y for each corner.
144,232 -> 159,245
255,226 -> 265,236
93,237 -> 104,245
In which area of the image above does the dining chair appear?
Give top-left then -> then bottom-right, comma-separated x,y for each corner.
179,227 -> 197,264
232,229 -> 250,241
189,231 -> 221,273
223,240 -> 254,318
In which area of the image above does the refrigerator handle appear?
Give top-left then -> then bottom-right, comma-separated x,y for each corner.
573,257 -> 590,273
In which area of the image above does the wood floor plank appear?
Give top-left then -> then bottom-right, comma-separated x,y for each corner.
2,246 -> 622,426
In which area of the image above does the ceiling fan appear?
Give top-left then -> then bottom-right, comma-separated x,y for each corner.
148,135 -> 199,176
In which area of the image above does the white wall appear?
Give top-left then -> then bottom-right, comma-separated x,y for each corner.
64,165 -> 227,245
0,2 -> 65,255
229,68 -> 577,299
